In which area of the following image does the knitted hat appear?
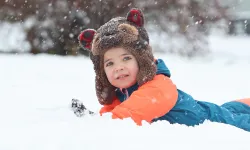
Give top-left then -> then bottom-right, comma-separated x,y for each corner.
78,8 -> 156,105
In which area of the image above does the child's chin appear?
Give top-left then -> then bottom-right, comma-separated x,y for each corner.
116,83 -> 133,89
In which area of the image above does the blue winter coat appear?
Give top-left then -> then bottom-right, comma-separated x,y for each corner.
116,59 -> 250,132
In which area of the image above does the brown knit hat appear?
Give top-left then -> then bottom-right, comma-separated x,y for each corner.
78,8 -> 156,105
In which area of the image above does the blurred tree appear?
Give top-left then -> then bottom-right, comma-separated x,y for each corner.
0,0 -> 230,57
139,0 -> 230,57
1,0 -> 88,55
75,0 -> 135,29
0,0 -> 136,56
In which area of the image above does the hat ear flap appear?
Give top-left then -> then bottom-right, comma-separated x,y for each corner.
126,8 -> 144,27
78,29 -> 96,51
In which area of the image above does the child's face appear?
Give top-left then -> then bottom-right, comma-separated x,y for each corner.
104,47 -> 139,89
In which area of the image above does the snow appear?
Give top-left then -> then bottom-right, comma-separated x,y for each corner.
0,22 -> 31,53
208,35 -> 250,60
1,35 -> 250,149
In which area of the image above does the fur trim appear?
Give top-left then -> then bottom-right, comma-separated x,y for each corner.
86,8 -> 156,105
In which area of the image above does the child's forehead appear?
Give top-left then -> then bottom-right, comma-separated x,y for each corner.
104,47 -> 132,58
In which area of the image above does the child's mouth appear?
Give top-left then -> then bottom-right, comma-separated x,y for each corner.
117,75 -> 129,79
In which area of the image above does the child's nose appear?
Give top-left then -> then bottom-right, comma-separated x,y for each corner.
115,65 -> 124,72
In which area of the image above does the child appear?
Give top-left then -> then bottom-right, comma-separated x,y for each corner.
77,8 -> 250,132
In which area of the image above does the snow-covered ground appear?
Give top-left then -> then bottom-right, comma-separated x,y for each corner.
1,35 -> 250,150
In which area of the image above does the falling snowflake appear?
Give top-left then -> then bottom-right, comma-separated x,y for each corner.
151,98 -> 157,104
101,87 -> 109,99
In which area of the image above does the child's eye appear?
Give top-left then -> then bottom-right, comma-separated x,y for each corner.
123,56 -> 131,61
105,62 -> 113,67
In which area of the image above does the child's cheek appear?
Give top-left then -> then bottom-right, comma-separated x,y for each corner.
105,69 -> 114,80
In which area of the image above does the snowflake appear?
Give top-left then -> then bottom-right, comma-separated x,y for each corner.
151,98 -> 157,104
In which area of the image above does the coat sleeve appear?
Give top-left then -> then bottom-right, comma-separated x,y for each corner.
111,74 -> 178,125
99,99 -> 121,115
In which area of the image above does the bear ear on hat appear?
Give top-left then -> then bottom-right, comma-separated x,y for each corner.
126,8 -> 144,27
78,29 -> 96,51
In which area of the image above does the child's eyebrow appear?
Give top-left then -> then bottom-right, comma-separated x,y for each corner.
104,58 -> 112,63
120,53 -> 131,56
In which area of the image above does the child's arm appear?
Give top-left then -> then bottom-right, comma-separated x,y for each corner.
111,74 -> 178,125
99,99 -> 121,115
